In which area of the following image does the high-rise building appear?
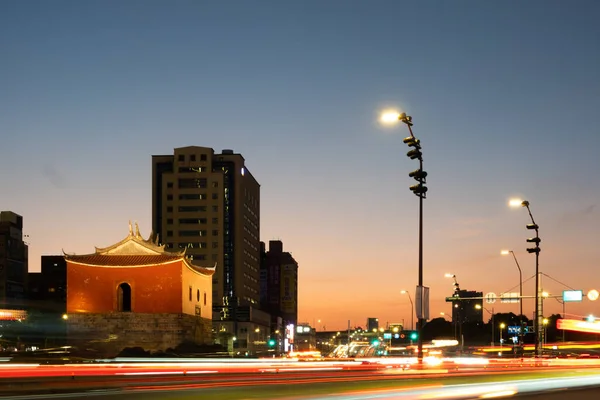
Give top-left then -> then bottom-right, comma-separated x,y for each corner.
452,290 -> 483,324
152,147 -> 261,324
0,211 -> 28,307
367,318 -> 379,332
260,240 -> 298,329
28,255 -> 67,312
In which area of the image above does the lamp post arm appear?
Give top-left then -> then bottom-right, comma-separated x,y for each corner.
524,204 -> 537,226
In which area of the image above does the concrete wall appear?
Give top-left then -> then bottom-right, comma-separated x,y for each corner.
67,312 -> 212,357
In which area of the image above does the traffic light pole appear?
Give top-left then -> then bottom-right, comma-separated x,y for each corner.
402,116 -> 425,363
417,155 -> 424,362
522,201 -> 542,358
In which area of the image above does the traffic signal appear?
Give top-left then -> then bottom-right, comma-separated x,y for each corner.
409,332 -> 418,341
409,169 -> 427,180
372,339 -> 380,346
403,137 -> 422,160
526,229 -> 541,254
268,338 -> 276,347
404,136 -> 427,198
409,184 -> 428,196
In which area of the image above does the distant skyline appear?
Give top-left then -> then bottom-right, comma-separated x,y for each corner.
2,1 -> 600,330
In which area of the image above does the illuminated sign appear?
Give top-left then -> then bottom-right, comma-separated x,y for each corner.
557,318 -> 600,334
0,309 -> 27,321
588,289 -> 599,301
383,333 -> 392,339
563,290 -> 584,302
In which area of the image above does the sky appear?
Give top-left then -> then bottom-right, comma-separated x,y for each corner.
1,0 -> 600,330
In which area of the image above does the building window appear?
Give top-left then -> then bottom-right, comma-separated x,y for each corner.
167,206 -> 173,212
189,286 -> 192,301
212,254 -> 218,261
212,218 -> 218,224
212,193 -> 218,199
212,230 -> 219,236
166,230 -> 173,237
178,154 -> 185,162
167,182 -> 173,188
117,283 -> 132,312
200,154 -> 207,161
179,218 -> 207,224
179,193 -> 205,200
204,292 -> 207,306
197,289 -> 200,302
212,206 -> 218,212
178,206 -> 207,212
179,230 -> 208,237
167,194 -> 173,200
178,178 -> 207,189
212,242 -> 218,249
190,154 -> 196,161
212,181 -> 218,188
167,218 -> 173,224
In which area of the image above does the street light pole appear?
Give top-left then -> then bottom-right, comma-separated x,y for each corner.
502,250 -> 524,347
510,199 -> 542,357
381,110 -> 427,363
401,290 -> 414,330
400,113 -> 426,363
476,304 -> 495,346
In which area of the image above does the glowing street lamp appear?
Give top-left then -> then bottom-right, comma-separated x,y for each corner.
400,290 -> 414,330
499,323 -> 506,348
380,111 -> 401,124
509,198 -> 542,357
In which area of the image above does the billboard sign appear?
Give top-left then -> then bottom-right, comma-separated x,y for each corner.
563,290 -> 583,302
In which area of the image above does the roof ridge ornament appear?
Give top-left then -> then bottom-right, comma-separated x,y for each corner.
128,221 -> 133,236
135,222 -> 141,238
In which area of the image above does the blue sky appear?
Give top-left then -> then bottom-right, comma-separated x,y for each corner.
1,0 -> 599,329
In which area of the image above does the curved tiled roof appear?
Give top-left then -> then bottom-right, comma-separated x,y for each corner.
65,254 -> 182,266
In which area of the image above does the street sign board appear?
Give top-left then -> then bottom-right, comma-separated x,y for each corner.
563,290 -> 583,302
507,326 -> 530,335
485,292 -> 497,304
500,292 -> 520,303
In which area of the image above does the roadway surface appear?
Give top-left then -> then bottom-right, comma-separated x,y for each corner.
3,358 -> 600,399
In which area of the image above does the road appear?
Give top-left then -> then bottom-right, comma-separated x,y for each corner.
3,358 -> 600,399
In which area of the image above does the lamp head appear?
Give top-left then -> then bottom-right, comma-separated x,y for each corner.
380,111 -> 401,124
500,250 -> 510,255
509,198 -> 527,208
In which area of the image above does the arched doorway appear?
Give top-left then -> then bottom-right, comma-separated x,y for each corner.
117,283 -> 132,312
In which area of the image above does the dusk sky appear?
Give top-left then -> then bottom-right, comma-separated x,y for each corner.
2,0 -> 599,330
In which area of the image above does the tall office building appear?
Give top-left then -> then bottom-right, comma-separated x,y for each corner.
0,211 -> 28,307
28,255 -> 67,312
260,240 -> 298,329
152,147 -> 261,323
451,290 -> 483,324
